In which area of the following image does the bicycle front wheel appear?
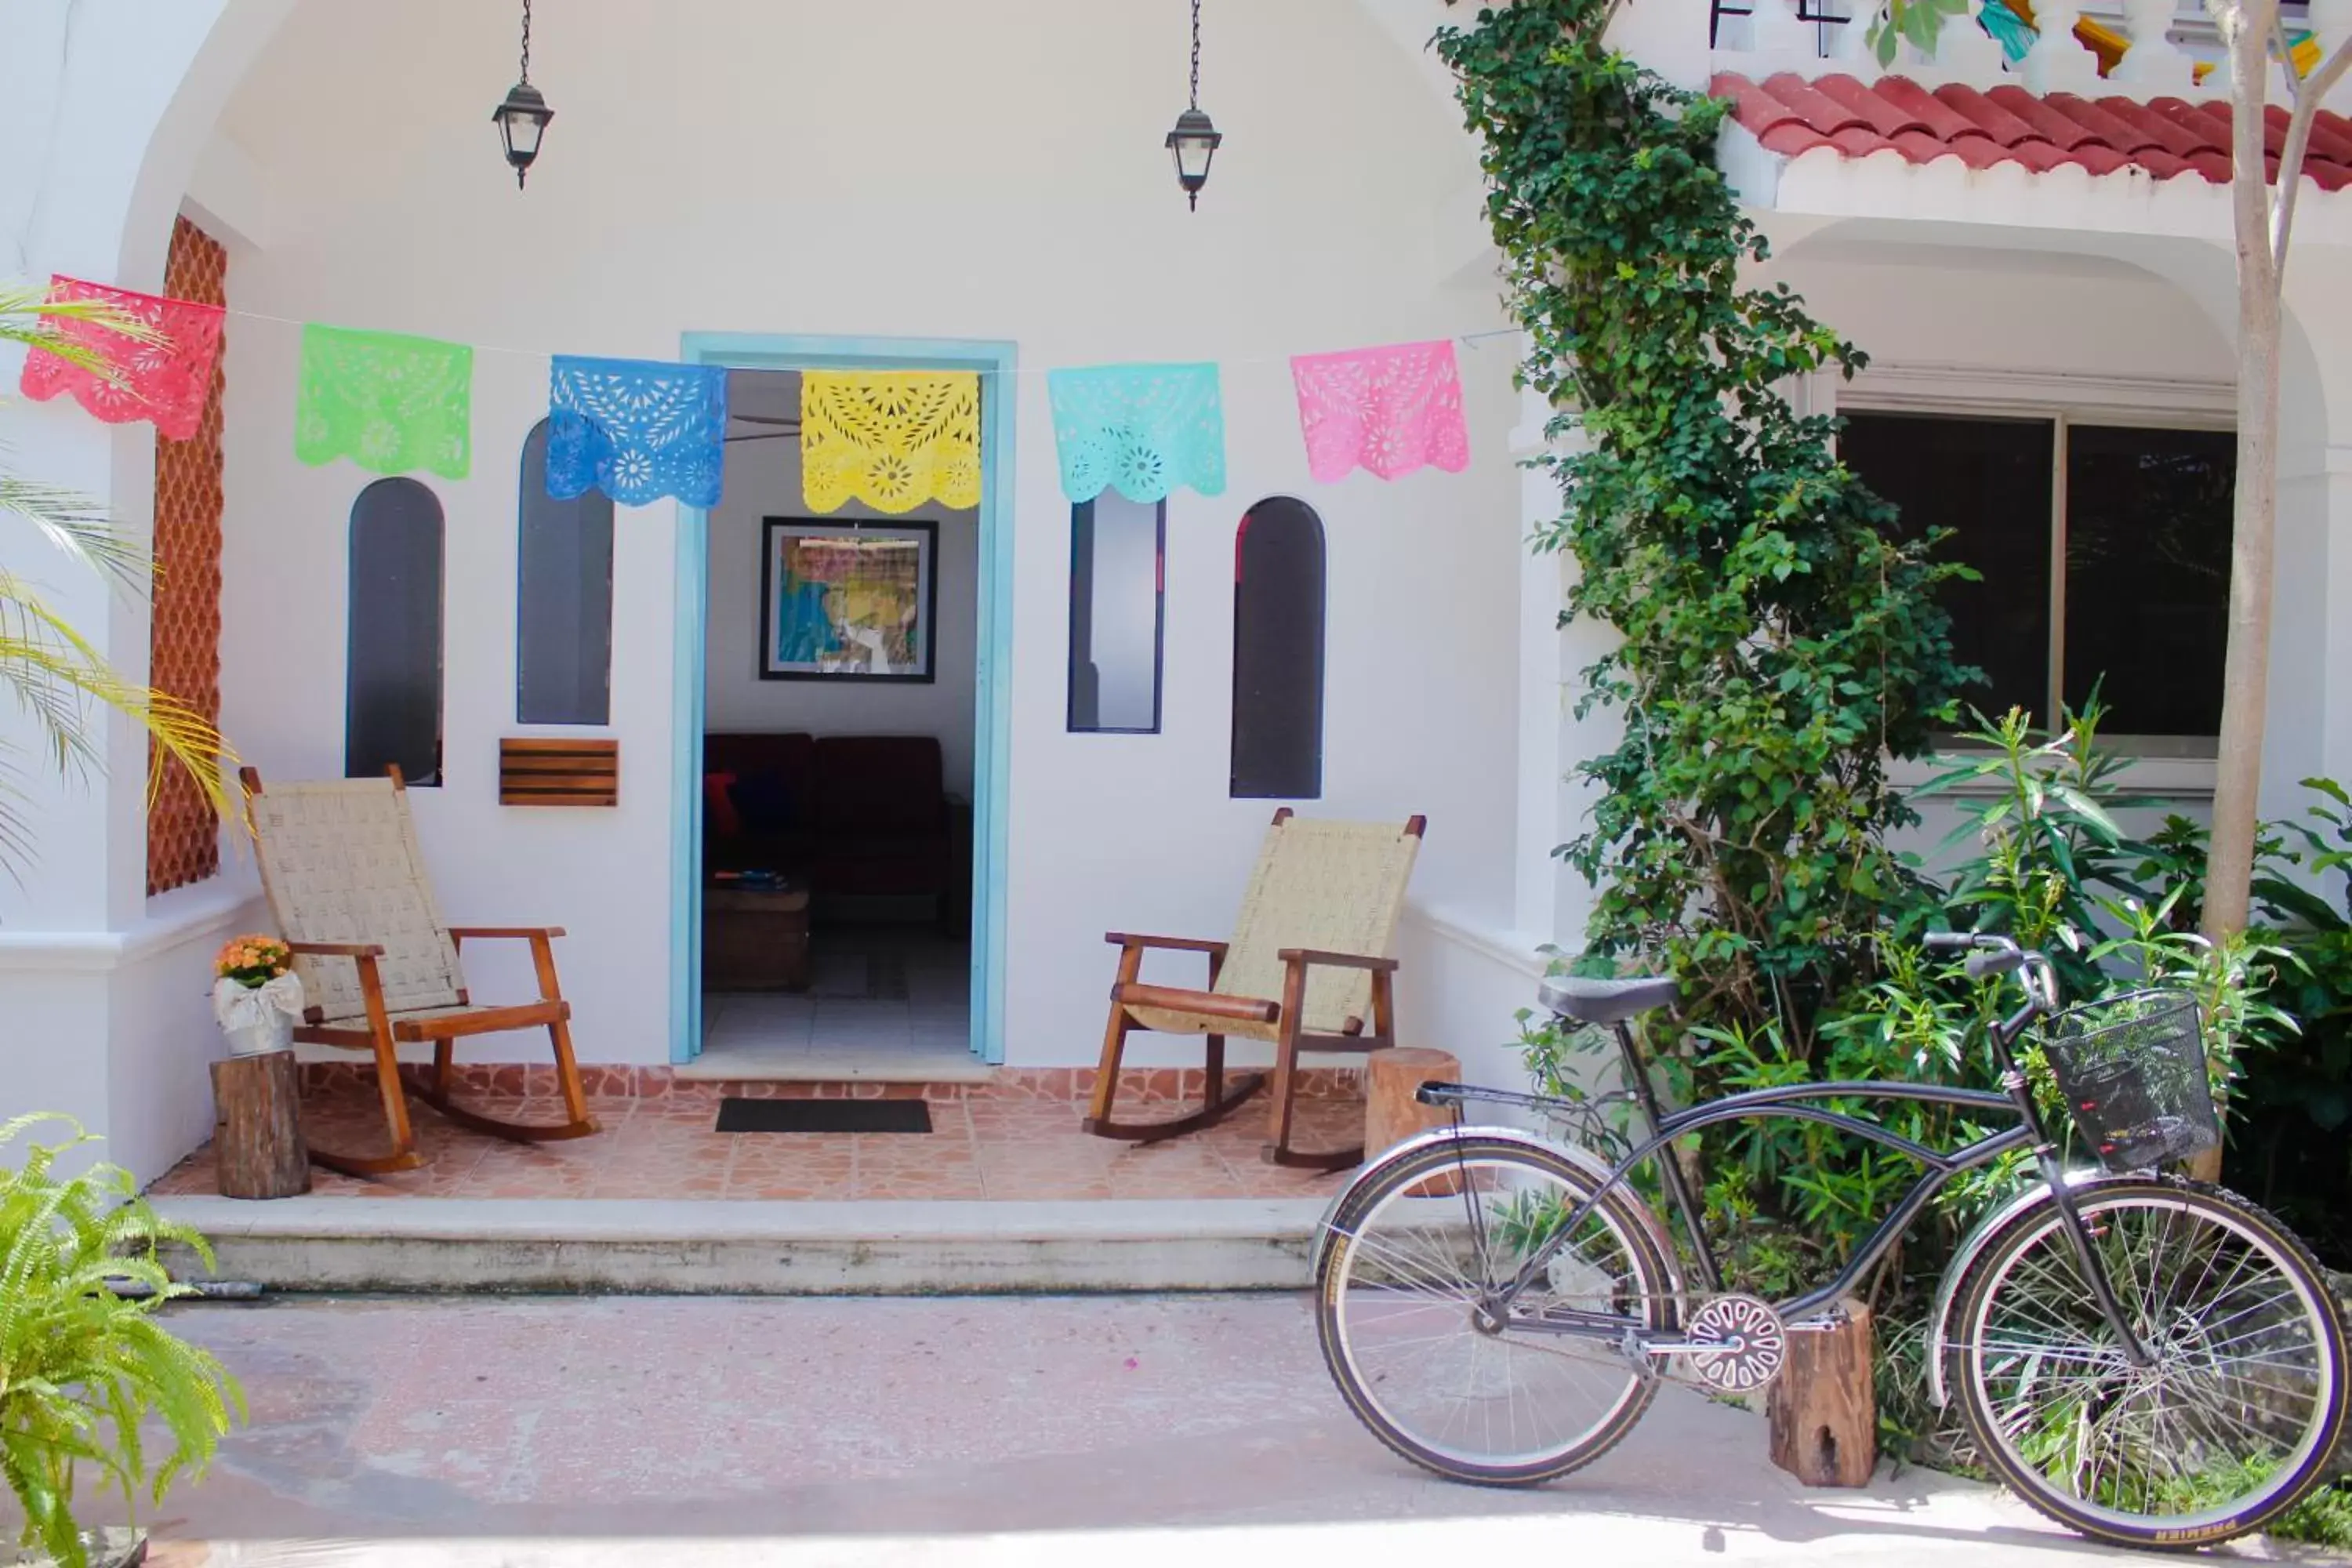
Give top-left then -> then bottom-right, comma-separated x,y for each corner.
1947,1178 -> 2348,1549
1316,1133 -> 1678,1486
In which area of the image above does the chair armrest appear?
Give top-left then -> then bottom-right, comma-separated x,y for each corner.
1278,948 -> 1399,974
1115,982 -> 1279,1025
447,927 -> 567,942
1105,932 -> 1230,956
285,940 -> 387,959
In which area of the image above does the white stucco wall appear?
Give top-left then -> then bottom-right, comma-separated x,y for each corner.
702,372 -> 982,797
186,0 -> 1519,1081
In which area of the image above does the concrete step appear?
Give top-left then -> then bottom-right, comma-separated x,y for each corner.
146,1196 -> 1327,1295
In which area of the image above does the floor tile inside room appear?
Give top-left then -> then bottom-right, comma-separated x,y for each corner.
694,925 -> 978,1080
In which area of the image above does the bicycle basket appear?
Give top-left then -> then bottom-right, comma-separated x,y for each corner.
2041,989 -> 2219,1172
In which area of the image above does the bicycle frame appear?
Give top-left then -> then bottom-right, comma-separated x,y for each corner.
1421,954 -> 2155,1366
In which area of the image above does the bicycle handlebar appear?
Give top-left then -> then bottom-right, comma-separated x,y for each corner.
1925,931 -> 2060,1016
1965,948 -> 2025,980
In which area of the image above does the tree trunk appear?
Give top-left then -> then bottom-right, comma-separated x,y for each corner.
209,1052 -> 311,1199
1365,1047 -> 1464,1195
2203,0 -> 2284,943
1768,1298 -> 1876,1486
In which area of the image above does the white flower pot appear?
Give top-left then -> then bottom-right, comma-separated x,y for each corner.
212,974 -> 303,1057
223,1010 -> 295,1058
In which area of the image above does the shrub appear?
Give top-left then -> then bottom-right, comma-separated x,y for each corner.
0,1116 -> 241,1568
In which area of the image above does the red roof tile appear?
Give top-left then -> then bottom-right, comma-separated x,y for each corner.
1713,71 -> 2352,189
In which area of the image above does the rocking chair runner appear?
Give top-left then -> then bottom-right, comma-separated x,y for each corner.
1085,809 -> 1425,1169
240,766 -> 599,1176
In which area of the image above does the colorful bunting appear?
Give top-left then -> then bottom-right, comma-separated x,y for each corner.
801,371 -> 981,514
1290,341 -> 1469,484
546,356 -> 728,508
296,325 -> 474,478
18,275 -> 225,442
1047,363 -> 1225,504
24,278 -> 1490,510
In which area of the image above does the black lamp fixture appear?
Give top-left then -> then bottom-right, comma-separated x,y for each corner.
491,0 -> 554,189
1165,0 -> 1223,209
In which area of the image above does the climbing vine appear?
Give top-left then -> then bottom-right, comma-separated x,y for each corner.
1438,0 -> 1973,1049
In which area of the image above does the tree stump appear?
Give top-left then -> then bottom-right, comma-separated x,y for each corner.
209,1052 -> 311,1199
1366,1047 -> 1462,1195
1768,1297 -> 1876,1486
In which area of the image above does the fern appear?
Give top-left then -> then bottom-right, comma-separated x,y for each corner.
0,1116 -> 241,1568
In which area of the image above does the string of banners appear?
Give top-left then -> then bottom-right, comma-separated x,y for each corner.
16,274 -> 1475,512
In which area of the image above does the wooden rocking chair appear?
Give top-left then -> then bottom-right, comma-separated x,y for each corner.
241,766 -> 600,1176
1085,809 -> 1425,1169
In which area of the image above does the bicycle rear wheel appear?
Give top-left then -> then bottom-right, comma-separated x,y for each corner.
1315,1133 -> 1678,1486
1947,1178 -> 2347,1549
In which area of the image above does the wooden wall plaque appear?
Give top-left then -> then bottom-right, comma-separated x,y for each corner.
499,738 -> 619,807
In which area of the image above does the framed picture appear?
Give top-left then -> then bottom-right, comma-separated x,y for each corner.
759,517 -> 938,684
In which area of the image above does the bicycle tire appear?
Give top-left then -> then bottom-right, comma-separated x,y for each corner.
1316,1132 -> 1679,1486
1944,1177 -> 2348,1550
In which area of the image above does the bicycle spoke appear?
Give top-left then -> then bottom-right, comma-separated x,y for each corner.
1323,1143 -> 1668,1478
1961,1189 -> 2340,1539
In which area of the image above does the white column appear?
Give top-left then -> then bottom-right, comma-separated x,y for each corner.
2110,0 -> 2194,89
2022,0 -> 2104,91
2314,0 -> 2352,101
1511,366 -> 1620,953
1512,381 -> 1563,942
0,0 -> 278,1186
1933,0 -> 2011,74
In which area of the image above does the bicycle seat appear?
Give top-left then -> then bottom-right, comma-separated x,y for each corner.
1538,975 -> 1680,1026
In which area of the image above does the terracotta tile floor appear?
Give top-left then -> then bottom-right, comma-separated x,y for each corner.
150,1090 -> 1369,1203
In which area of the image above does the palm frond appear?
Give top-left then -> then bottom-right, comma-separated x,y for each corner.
0,477 -> 144,586
0,285 -> 169,383
0,572 -> 235,831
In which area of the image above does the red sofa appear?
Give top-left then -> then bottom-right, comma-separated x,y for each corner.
702,732 -> 967,931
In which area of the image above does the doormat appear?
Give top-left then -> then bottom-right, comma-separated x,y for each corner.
715,1098 -> 932,1134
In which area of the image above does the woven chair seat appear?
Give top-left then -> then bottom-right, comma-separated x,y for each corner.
300,999 -> 571,1045
1123,1000 -> 1284,1043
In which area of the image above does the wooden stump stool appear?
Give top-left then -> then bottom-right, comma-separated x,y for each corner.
1768,1296 -> 1876,1486
209,1052 -> 311,1199
1366,1047 -> 1462,1193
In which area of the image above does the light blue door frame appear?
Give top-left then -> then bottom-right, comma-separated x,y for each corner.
670,332 -> 1017,1066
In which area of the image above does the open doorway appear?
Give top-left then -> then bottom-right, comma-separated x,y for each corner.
691,366 -> 980,1076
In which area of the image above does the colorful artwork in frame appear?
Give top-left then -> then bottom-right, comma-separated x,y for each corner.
759,517 -> 938,683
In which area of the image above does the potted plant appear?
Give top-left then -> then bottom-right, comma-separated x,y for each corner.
209,935 -> 300,1058
1,1116 -> 241,1568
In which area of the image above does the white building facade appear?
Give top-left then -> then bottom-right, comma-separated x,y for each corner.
2,0 -> 2347,1187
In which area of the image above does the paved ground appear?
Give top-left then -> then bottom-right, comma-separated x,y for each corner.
57,1294 -> 2310,1566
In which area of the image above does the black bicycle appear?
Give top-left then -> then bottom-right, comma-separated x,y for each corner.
1313,933 -> 2349,1550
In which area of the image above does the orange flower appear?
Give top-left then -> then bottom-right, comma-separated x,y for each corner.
215,933 -> 292,982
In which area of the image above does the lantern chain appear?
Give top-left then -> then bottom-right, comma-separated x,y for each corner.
1189,0 -> 1203,111
519,0 -> 534,87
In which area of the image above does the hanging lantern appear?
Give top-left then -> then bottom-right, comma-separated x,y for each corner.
491,0 -> 554,188
1165,0 -> 1223,209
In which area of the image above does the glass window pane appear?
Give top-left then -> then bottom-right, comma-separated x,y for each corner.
1068,492 -> 1164,733
1231,496 -> 1326,799
517,419 -> 616,725
347,477 -> 444,785
1842,412 -> 2055,731
2063,424 -> 2233,741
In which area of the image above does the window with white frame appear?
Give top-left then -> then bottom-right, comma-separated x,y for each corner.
1840,409 -> 2234,753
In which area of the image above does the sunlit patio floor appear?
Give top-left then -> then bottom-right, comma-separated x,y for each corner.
148,1073 -> 1367,1203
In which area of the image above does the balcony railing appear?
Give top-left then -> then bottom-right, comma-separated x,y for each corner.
1711,0 -> 2345,99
